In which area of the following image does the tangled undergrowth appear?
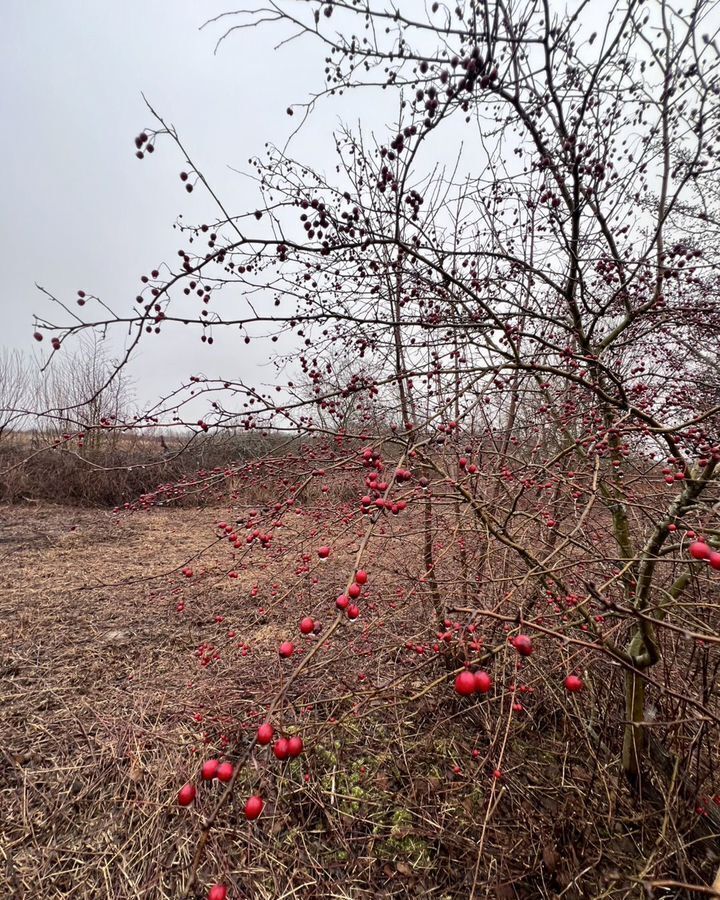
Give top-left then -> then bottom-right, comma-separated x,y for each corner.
2,503 -> 719,899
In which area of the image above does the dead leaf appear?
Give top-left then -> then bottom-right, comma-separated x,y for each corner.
542,843 -> 560,873
128,756 -> 144,783
375,772 -> 392,791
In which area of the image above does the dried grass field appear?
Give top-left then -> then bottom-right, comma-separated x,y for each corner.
1,503 -> 719,899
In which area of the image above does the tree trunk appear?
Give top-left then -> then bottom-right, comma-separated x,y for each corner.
621,666 -> 646,789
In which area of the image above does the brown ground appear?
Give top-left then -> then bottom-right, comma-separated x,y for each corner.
1,505 -> 227,898
1,504 -> 719,899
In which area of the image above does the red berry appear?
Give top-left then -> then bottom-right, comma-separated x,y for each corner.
317,545 -> 331,559
564,675 -> 584,693
473,671 -> 492,693
336,594 -> 349,610
300,617 -> 315,635
216,762 -> 234,783
257,723 -> 274,745
287,736 -> 304,758
709,552 -> 720,571
279,641 -> 294,658
454,671 -> 476,696
355,570 -> 368,585
201,759 -> 219,780
178,783 -> 196,806
347,604 -> 360,619
690,541 -> 712,561
273,738 -> 290,761
513,635 -> 533,656
207,885 -> 228,900
348,583 -> 361,599
244,795 -> 264,820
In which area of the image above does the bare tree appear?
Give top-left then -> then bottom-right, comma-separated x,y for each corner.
27,1 -> 720,894
0,349 -> 32,444
33,334 -> 134,450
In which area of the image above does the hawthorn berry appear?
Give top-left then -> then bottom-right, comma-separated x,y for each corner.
201,759 -> 219,780
689,541 -> 711,560
279,641 -> 295,658
564,675 -> 584,692
216,762 -> 234,783
454,671 -> 476,696
178,783 -> 196,806
273,738 -> 290,760
244,795 -> 265,820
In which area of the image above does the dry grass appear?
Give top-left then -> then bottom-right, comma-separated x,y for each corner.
0,428 -> 293,507
1,505 -> 216,897
1,503 -> 719,899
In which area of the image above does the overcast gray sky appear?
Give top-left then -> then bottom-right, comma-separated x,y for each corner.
1,0 -> 642,418
1,1 -> 375,410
